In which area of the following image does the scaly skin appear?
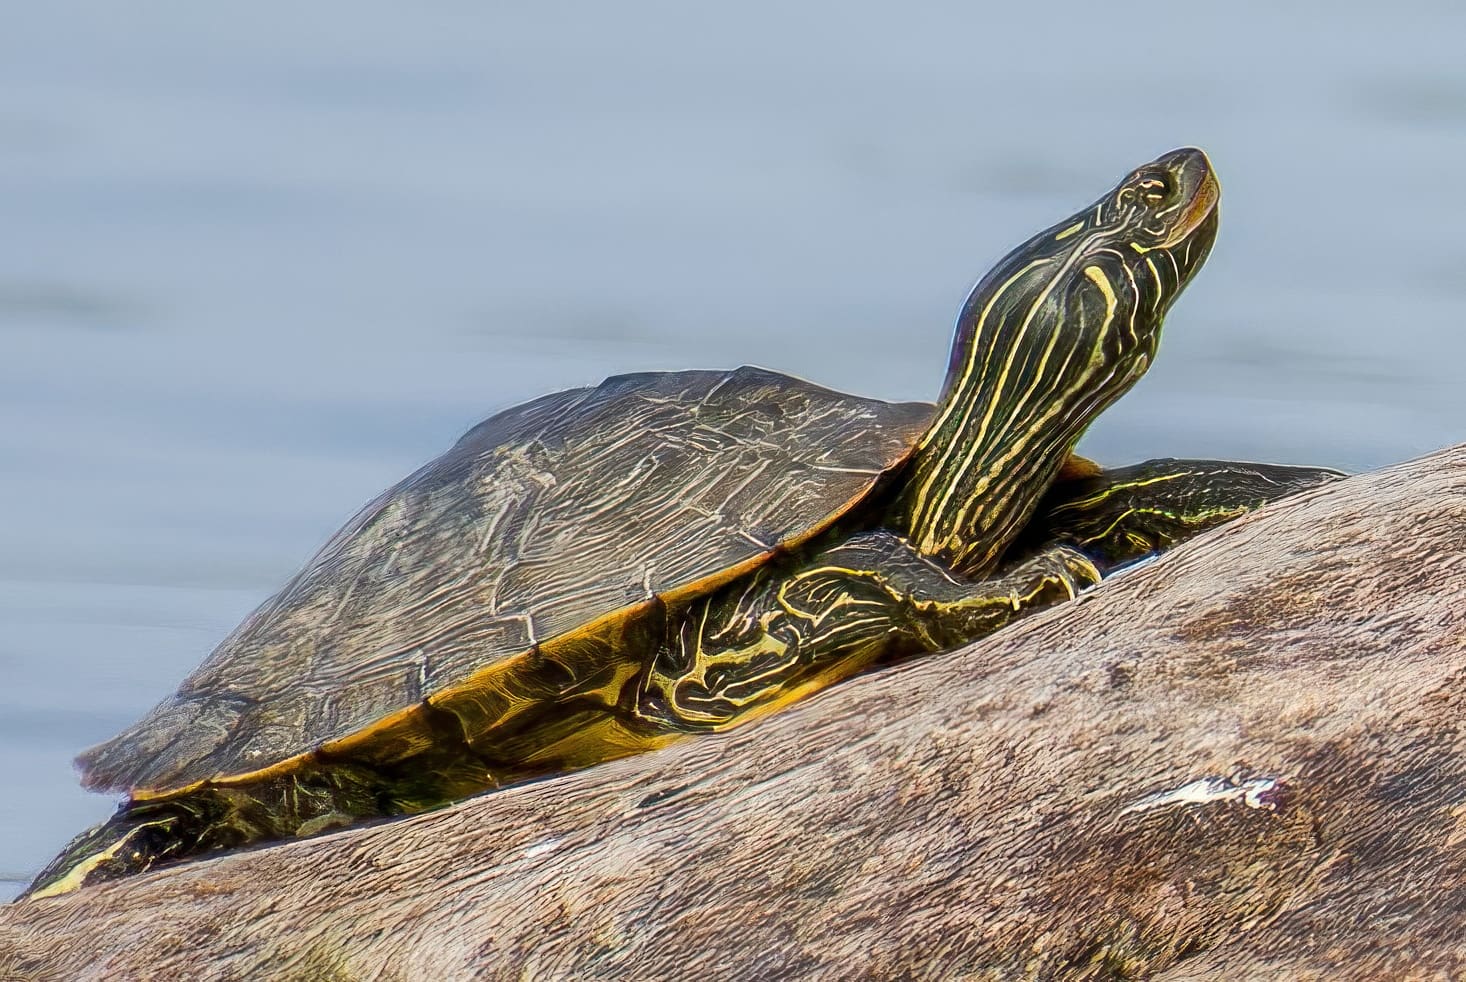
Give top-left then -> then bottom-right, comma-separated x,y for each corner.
641,535 -> 1100,730
1019,457 -> 1346,571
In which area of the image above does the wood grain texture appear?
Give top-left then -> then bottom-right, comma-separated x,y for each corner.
4,444 -> 1465,981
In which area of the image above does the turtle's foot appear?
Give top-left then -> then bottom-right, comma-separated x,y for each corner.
911,543 -> 1100,649
1000,543 -> 1103,603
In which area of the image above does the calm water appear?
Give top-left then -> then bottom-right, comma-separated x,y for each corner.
3,3 -> 1465,896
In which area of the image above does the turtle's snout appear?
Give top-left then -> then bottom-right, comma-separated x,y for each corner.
1155,146 -> 1211,177
1157,147 -> 1220,244
1111,147 -> 1219,253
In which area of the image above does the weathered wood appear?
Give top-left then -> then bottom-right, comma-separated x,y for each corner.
3,445 -> 1465,981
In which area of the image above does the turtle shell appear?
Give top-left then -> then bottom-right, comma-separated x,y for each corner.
79,366 -> 933,796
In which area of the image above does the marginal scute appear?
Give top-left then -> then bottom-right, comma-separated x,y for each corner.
78,366 -> 935,795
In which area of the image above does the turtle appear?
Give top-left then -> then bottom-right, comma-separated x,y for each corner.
27,147 -> 1226,898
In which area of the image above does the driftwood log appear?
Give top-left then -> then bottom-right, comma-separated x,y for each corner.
3,445 -> 1465,981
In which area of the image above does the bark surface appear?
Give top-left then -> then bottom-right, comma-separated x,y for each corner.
3,445 -> 1465,981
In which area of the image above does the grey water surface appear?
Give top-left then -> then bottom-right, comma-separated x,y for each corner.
3,2 -> 1465,896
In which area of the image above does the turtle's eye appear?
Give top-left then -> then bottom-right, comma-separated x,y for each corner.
1116,171 -> 1170,211
1136,173 -> 1170,204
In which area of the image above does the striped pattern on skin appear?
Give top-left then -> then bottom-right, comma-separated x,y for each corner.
640,530 -> 1100,730
894,148 -> 1219,576
1020,458 -> 1346,570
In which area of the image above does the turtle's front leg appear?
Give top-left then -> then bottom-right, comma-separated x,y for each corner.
1018,457 -> 1345,571
637,531 -> 1099,732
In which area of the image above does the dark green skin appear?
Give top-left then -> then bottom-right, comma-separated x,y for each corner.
1019,457 -> 1345,571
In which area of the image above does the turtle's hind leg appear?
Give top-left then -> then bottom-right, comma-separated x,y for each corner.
22,763 -> 386,899
24,795 -> 225,898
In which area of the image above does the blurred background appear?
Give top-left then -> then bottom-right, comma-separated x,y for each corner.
3,2 -> 1464,896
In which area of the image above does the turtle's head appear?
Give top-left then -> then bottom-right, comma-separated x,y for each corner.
941,146 -> 1219,401
898,148 -> 1220,575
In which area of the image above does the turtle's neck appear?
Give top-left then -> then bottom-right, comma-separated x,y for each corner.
890,248 -> 1130,578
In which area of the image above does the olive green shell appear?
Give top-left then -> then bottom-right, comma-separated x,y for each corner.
79,367 -> 932,795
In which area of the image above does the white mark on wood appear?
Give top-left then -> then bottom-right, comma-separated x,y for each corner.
523,837 -> 562,859
1109,553 -> 1162,578
1121,775 -> 1281,816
